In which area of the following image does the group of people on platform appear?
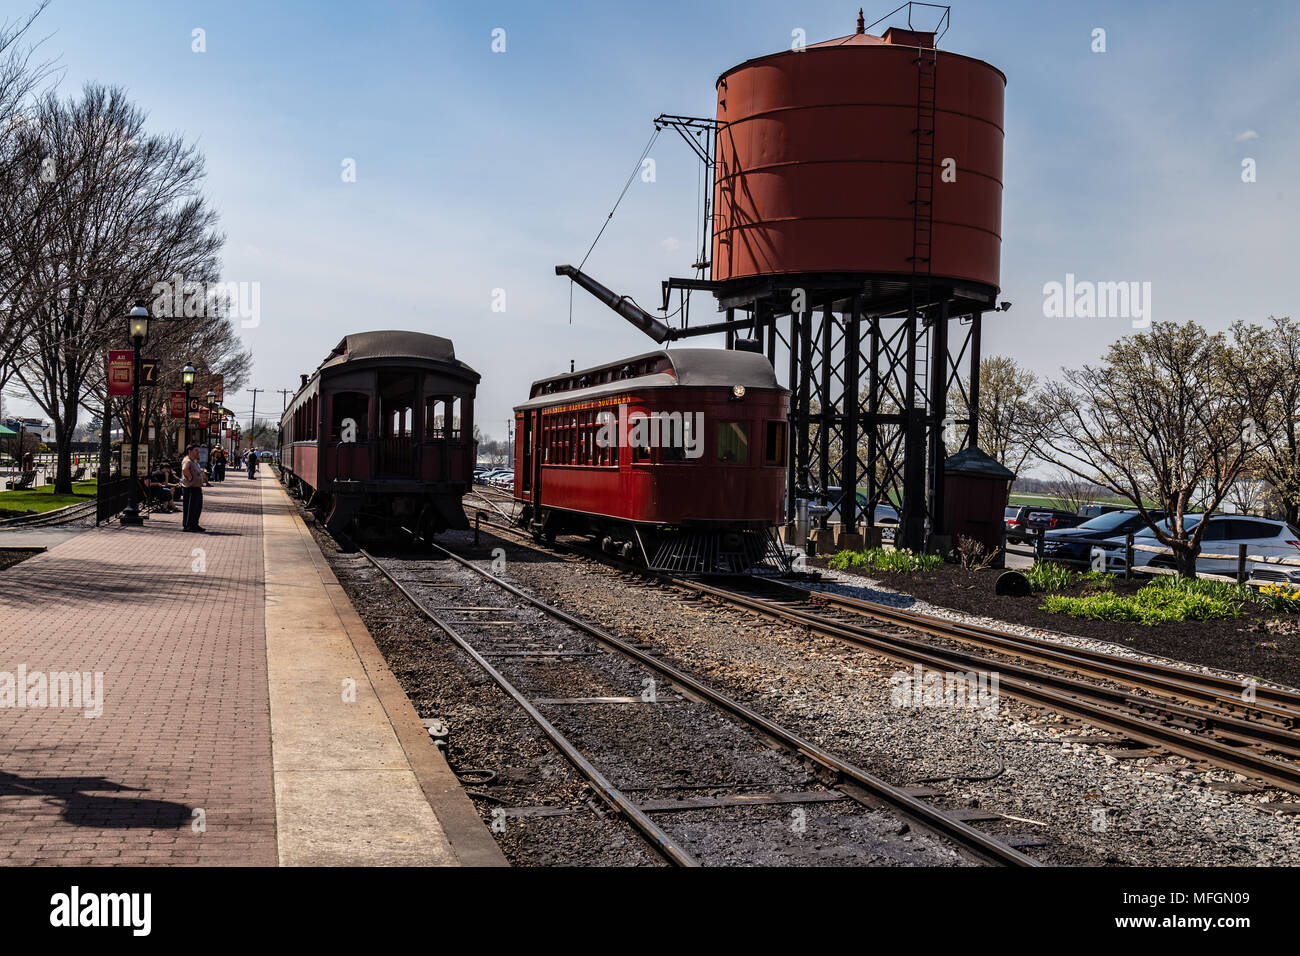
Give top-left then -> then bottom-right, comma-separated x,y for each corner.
140,445 -> 262,532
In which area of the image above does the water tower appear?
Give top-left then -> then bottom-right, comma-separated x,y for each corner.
561,3 -> 1007,551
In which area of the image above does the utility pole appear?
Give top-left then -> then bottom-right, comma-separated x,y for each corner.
277,388 -> 292,412
248,388 -> 263,451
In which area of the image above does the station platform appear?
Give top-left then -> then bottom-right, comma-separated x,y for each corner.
0,467 -> 505,866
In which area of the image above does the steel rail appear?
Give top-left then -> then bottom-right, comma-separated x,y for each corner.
788,581 -> 1300,721
402,540 -> 1040,867
358,548 -> 700,868
472,511 -> 1300,744
676,577 -> 1300,794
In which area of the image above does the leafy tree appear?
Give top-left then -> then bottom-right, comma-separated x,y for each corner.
1231,316 -> 1300,525
8,84 -> 225,492
1036,321 -> 1274,578
953,355 -> 1043,475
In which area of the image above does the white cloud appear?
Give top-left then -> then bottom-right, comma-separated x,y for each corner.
659,236 -> 681,252
1234,129 -> 1259,141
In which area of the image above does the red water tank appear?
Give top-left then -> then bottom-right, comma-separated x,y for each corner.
712,25 -> 1005,290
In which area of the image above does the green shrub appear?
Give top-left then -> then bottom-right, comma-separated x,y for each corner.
1024,561 -> 1077,593
1040,576 -> 1247,625
827,547 -> 942,573
1081,569 -> 1115,592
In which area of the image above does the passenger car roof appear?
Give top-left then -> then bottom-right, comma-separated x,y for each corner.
318,330 -> 477,377
516,348 -> 783,411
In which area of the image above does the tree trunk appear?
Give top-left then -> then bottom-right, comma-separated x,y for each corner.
54,394 -> 77,495
1172,542 -> 1199,579
98,405 -> 112,479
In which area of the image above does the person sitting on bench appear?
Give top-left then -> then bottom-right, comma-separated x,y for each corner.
144,468 -> 178,513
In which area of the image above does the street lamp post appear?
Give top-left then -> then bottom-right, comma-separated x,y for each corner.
205,389 -> 215,451
120,301 -> 150,526
182,362 -> 196,451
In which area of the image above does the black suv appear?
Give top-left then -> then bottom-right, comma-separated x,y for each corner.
1040,509 -> 1165,566
1077,503 -> 1126,520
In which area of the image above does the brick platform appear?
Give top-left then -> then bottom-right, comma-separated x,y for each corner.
0,468 -> 503,866
0,474 -> 275,865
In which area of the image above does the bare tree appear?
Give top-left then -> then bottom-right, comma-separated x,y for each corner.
1036,321 -> 1274,578
9,84 -> 224,492
1042,471 -> 1105,514
1232,316 -> 1300,525
0,2 -> 60,399
953,355 -> 1042,474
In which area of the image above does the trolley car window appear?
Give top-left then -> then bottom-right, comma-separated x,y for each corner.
763,421 -> 786,465
596,410 -> 616,466
331,392 -> 369,441
660,413 -> 695,463
717,421 -> 749,464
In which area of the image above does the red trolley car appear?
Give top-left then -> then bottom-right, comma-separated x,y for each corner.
513,348 -> 790,572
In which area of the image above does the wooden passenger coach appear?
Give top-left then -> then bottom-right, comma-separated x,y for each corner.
279,330 -> 480,540
513,348 -> 790,572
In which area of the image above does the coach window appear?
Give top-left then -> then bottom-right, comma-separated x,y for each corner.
595,410 -> 616,466
424,397 -> 442,438
629,408 -> 652,463
331,392 -> 369,441
447,398 -> 460,439
660,413 -> 694,463
717,421 -> 749,464
763,421 -> 786,466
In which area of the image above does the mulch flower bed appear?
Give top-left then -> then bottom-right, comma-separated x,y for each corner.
813,559 -> 1300,689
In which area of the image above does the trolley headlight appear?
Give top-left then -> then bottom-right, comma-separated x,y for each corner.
731,384 -> 746,400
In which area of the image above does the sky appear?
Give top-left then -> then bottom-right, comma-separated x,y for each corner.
3,0 -> 1297,442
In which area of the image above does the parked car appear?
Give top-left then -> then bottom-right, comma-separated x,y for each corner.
1004,504 -> 1079,542
1025,508 -> 1086,534
1100,514 -> 1300,582
811,487 -> 899,541
488,471 -> 514,489
1004,505 -> 1032,543
1040,509 -> 1165,566
1077,503 -> 1126,519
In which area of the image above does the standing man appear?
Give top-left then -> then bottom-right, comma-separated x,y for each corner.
181,443 -> 208,532
247,449 -> 257,480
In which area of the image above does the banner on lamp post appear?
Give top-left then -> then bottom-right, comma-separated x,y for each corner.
107,351 -> 133,396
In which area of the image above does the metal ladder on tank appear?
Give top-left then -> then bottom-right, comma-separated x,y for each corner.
908,41 -> 939,409
900,40 -> 939,549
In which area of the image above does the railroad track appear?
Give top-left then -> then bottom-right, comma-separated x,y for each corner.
463,505 -> 1300,796
673,576 -> 1300,794
359,541 -> 1043,867
787,580 -> 1300,725
0,499 -> 96,529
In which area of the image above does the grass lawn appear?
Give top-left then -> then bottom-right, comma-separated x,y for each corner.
0,480 -> 98,513
1008,491 -> 1147,509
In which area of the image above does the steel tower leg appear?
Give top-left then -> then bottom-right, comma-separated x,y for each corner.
786,312 -> 799,522
966,311 -> 982,450
841,296 -> 861,536
797,308 -> 811,504
818,305 -> 832,527
928,297 -> 949,536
